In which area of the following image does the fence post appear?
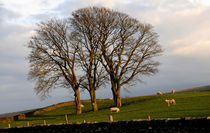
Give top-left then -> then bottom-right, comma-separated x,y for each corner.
27,121 -> 30,127
44,120 -> 46,125
109,115 -> 113,122
8,124 -> 11,128
148,115 -> 151,120
65,114 -> 69,124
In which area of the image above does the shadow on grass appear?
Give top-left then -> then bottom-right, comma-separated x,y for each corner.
122,96 -> 158,106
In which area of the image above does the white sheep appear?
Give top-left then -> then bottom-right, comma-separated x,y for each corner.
165,99 -> 176,106
165,99 -> 170,106
157,91 -> 163,95
110,107 -> 120,113
80,104 -> 84,108
170,99 -> 176,105
171,90 -> 175,94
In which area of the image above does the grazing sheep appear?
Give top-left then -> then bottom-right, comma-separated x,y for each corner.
165,99 -> 170,106
157,91 -> 163,95
171,90 -> 175,94
110,107 -> 120,113
170,99 -> 176,105
80,104 -> 84,108
165,99 -> 176,106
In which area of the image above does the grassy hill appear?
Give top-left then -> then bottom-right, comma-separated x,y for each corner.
1,90 -> 210,128
176,85 -> 210,93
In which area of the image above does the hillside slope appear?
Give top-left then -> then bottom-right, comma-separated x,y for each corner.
1,90 -> 210,128
176,85 -> 210,93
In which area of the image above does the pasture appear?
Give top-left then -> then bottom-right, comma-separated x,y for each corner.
1,91 -> 210,128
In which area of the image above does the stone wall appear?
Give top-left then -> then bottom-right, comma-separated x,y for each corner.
1,118 -> 210,133
0,114 -> 27,124
0,117 -> 13,124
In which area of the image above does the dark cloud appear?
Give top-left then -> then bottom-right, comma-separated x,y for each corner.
0,6 -> 22,39
0,6 -> 34,114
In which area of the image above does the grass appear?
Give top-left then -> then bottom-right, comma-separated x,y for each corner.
1,91 -> 210,128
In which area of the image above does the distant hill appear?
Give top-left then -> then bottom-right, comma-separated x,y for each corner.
0,109 -> 38,119
175,85 -> 210,93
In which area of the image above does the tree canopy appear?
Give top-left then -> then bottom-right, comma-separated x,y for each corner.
70,7 -> 163,106
27,7 -> 163,113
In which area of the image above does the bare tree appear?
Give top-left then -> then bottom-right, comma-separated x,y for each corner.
70,10 -> 108,111
27,19 -> 83,114
70,7 -> 163,107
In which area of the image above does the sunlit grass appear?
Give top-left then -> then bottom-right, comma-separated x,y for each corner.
1,91 -> 210,128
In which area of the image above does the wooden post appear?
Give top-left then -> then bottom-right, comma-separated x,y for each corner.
27,121 -> 30,127
43,120 -> 46,125
83,120 -> 86,123
148,115 -> 151,120
8,124 -> 11,128
109,115 -> 113,122
65,114 -> 69,124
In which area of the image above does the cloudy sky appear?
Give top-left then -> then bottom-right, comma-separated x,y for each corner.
0,0 -> 210,114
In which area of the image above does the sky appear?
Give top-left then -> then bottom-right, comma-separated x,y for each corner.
0,0 -> 210,114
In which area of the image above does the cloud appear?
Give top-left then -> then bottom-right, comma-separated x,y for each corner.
119,0 -> 210,59
0,4 -> 20,21
1,0 -> 65,17
166,8 -> 210,58
171,40 -> 210,57
0,6 -> 34,57
0,24 -> 34,61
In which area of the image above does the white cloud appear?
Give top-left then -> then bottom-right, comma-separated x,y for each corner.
0,0 -> 66,24
120,0 -> 210,59
1,0 -> 65,17
172,41 -> 210,57
0,24 -> 33,57
200,0 -> 210,6
167,9 -> 210,58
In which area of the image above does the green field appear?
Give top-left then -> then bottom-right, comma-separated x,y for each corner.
1,91 -> 210,128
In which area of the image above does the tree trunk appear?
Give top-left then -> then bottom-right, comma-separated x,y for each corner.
111,85 -> 122,107
90,89 -> 98,111
74,89 -> 82,114
114,90 -> 122,107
